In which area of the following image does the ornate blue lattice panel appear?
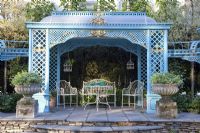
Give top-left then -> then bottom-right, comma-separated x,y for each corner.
141,47 -> 147,87
49,46 -> 58,91
106,30 -> 147,48
49,29 -> 91,48
32,29 -> 47,90
182,56 -> 200,64
49,29 -> 147,49
150,30 -> 165,75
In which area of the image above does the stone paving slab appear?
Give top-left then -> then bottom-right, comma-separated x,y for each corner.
80,126 -> 113,132
87,110 -> 107,122
111,126 -> 163,131
123,111 -> 148,121
1,107 -> 200,122
66,108 -> 89,122
32,125 -> 162,132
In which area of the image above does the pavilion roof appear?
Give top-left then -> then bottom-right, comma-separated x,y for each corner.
40,11 -> 157,24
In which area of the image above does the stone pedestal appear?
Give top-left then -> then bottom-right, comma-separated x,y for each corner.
16,97 -> 38,118
156,100 -> 177,118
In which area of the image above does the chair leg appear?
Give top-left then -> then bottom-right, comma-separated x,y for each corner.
121,94 -> 123,108
134,96 -> 136,110
76,95 -> 78,107
70,95 -> 72,107
114,95 -> 116,108
63,95 -> 65,109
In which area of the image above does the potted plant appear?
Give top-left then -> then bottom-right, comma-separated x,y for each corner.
151,72 -> 183,118
50,90 -> 57,110
11,71 -> 42,97
11,71 -> 42,118
151,72 -> 183,101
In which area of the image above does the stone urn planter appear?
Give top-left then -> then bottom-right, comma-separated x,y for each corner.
151,73 -> 183,118
14,84 -> 41,97
152,84 -> 179,102
12,71 -> 42,118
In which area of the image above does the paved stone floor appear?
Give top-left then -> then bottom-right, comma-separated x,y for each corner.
0,107 -> 200,122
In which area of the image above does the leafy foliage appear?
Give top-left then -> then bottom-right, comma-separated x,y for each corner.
0,93 -> 23,112
190,96 -> 200,114
60,0 -> 86,11
151,72 -> 183,85
25,0 -> 55,21
11,71 -> 42,86
122,0 -> 154,17
172,94 -> 192,112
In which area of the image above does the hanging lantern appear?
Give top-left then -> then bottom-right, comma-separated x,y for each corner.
63,53 -> 73,72
63,59 -> 72,72
126,59 -> 134,70
126,53 -> 134,70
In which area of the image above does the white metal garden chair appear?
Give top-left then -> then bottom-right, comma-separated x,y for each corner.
122,80 -> 144,109
56,80 -> 78,108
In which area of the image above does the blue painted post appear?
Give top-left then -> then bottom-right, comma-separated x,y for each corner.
56,46 -> 61,109
146,30 -> 151,95
164,30 -> 168,72
146,30 -> 161,113
44,29 -> 50,112
137,46 -> 141,81
33,29 -> 50,113
28,29 -> 32,71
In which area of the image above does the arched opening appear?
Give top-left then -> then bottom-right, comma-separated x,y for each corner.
60,46 -> 137,89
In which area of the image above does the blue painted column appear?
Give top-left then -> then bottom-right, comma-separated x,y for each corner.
137,46 -> 141,81
146,30 -> 151,95
146,30 -> 161,113
33,29 -> 50,113
28,29 -> 32,71
56,45 -> 61,108
164,30 -> 168,72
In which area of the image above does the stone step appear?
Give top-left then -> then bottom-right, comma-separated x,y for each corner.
32,125 -> 163,132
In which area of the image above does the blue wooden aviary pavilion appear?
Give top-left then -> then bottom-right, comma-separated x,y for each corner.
0,11 -> 200,113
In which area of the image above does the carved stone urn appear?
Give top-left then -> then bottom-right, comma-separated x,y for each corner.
152,84 -> 179,118
151,72 -> 182,118
12,71 -> 41,118
152,84 -> 179,102
14,84 -> 41,97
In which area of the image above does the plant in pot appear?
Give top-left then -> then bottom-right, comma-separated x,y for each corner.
11,71 -> 42,118
151,72 -> 183,118
50,90 -> 57,110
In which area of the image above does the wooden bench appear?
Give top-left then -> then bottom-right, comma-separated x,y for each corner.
81,79 -> 116,110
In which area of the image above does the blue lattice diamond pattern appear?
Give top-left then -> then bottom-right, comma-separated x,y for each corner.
150,30 -> 164,75
141,47 -> 147,87
50,46 -> 58,91
32,29 -> 46,91
49,30 -> 90,48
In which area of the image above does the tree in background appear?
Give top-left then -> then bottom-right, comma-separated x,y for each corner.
60,0 -> 86,11
122,0 -> 154,17
25,0 -> 55,21
60,0 -> 116,11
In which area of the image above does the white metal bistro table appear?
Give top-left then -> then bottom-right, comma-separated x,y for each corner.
84,85 -> 113,111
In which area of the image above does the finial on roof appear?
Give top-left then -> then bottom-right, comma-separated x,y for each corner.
126,0 -> 130,11
97,0 -> 101,12
68,0 -> 72,11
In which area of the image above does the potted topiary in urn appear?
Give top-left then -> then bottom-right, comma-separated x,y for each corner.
11,71 -> 42,118
151,72 -> 183,118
